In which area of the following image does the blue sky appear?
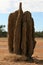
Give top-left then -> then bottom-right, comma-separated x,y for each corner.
0,12 -> 43,32
32,12 -> 43,31
0,0 -> 43,32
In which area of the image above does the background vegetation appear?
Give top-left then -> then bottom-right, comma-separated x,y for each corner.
0,25 -> 43,38
35,31 -> 43,38
0,25 -> 7,37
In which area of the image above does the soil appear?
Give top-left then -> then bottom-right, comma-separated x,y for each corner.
0,38 -> 43,65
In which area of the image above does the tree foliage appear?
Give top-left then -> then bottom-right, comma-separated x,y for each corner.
35,31 -> 43,38
0,25 -> 7,37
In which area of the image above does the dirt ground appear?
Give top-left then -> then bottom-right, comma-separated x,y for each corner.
0,38 -> 43,65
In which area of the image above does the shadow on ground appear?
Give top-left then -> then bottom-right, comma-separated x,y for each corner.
33,58 -> 43,65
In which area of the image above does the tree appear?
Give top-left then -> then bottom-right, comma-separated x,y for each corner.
0,25 -> 7,37
0,25 -> 5,32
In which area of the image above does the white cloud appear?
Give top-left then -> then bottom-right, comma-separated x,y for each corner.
0,0 -> 43,13
0,0 -> 10,13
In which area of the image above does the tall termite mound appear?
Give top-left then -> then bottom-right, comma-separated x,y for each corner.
21,11 -> 36,56
13,3 -> 23,54
8,2 -> 36,57
8,9 -> 18,53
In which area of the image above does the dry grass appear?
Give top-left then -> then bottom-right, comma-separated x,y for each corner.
0,37 -> 43,65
